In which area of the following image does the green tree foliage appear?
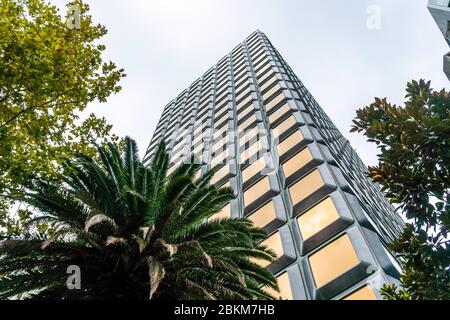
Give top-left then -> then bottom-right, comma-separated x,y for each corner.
351,79 -> 450,300
0,137 -> 279,299
0,0 -> 126,235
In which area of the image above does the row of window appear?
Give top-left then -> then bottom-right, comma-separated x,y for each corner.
151,41 -> 282,156
211,192 -> 377,299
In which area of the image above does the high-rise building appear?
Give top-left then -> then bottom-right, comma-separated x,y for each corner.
428,0 -> 450,80
143,30 -> 404,300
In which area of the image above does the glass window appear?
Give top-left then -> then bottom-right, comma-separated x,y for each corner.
236,88 -> 251,103
214,107 -> 229,122
249,43 -> 263,55
244,176 -> 270,207
265,93 -> 286,112
254,231 -> 283,267
265,272 -> 293,300
211,148 -> 230,167
272,115 -> 296,140
343,285 -> 377,300
256,63 -> 272,78
192,131 -> 205,146
242,156 -> 266,183
308,234 -> 359,288
251,46 -> 266,59
241,140 -> 263,164
260,76 -> 276,92
213,124 -> 229,139
277,130 -> 304,156
233,58 -> 246,72
297,197 -> 339,240
282,147 -> 313,179
212,136 -> 229,154
238,104 -> 255,121
254,55 -> 269,68
211,165 -> 230,185
258,71 -> 275,85
288,169 -> 324,206
239,127 -> 259,147
263,84 -> 282,101
237,95 -> 253,111
235,79 -> 250,93
216,90 -> 229,103
216,77 -> 228,89
239,114 -> 257,133
234,68 -> 248,81
268,103 -> 290,125
247,200 -> 276,229
194,116 -> 208,130
192,143 -> 203,158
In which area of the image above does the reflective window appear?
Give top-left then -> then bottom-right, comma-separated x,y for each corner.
211,165 -> 230,185
241,140 -> 264,164
237,95 -> 253,111
263,84 -> 282,101
193,132 -> 205,146
236,88 -> 251,103
254,231 -> 283,268
258,70 -> 275,84
343,285 -> 377,300
308,234 -> 359,288
239,114 -> 257,133
216,90 -> 229,103
288,169 -> 324,206
243,176 -> 270,207
214,107 -> 229,122
239,127 -> 259,148
247,200 -> 276,229
238,104 -> 255,121
277,130 -> 304,156
234,68 -> 248,81
282,147 -> 313,179
268,103 -> 290,125
260,77 -> 277,93
272,115 -> 297,140
265,272 -> 293,300
235,79 -> 250,93
256,64 -> 272,78
265,93 -> 286,112
212,134 -> 230,154
242,156 -> 266,183
297,197 -> 339,240
213,124 -> 229,140
254,55 -> 269,68
211,148 -> 230,167
193,123 -> 208,136
192,143 -> 203,158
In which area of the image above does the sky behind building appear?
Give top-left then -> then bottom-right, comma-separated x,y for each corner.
59,0 -> 449,166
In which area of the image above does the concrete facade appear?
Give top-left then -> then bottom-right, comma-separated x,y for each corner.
144,31 -> 404,300
428,0 -> 450,80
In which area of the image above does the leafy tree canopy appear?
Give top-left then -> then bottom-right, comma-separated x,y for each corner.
0,0 -> 125,237
351,79 -> 450,300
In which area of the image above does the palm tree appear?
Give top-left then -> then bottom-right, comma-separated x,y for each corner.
0,137 -> 278,300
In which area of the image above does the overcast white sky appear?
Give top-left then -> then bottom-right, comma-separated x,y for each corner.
58,0 -> 448,166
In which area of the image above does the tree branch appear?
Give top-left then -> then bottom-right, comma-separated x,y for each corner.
0,88 -> 75,128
